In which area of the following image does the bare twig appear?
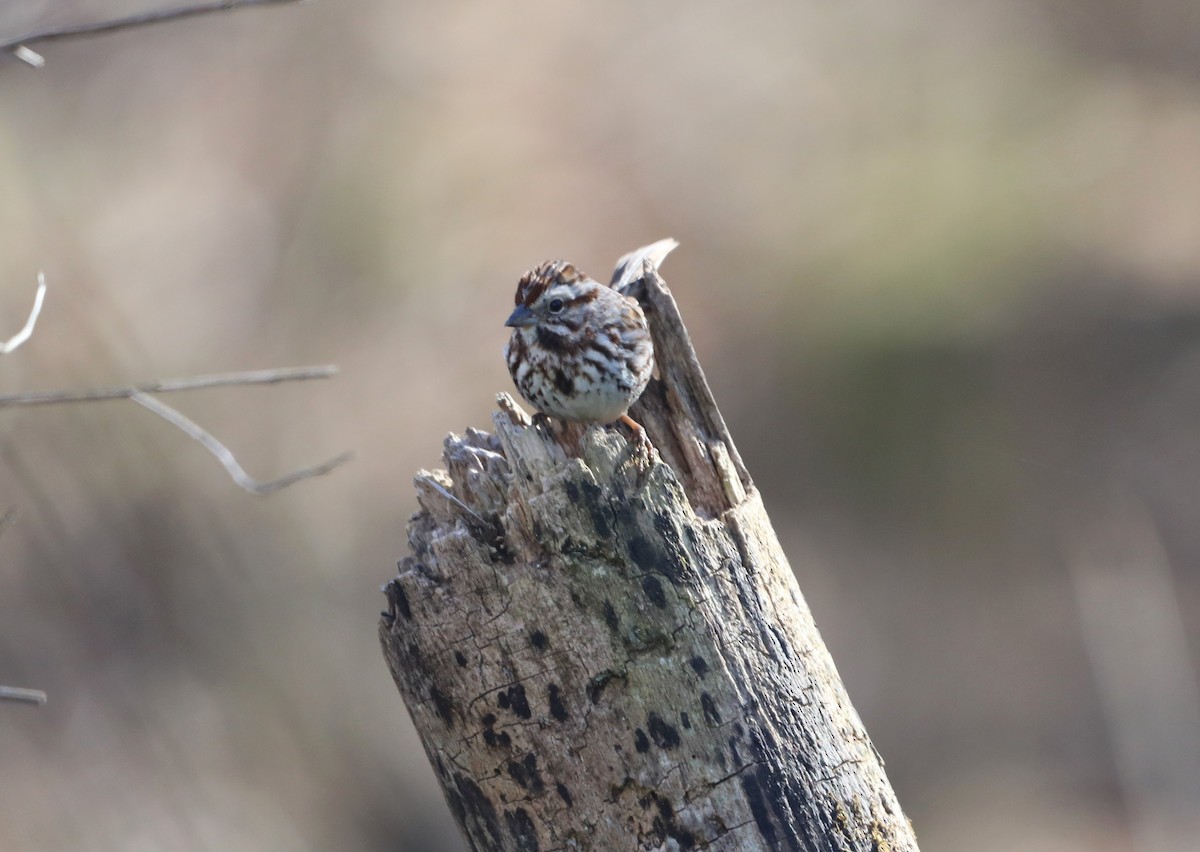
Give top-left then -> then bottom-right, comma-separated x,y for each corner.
0,365 -> 346,493
1,273 -> 46,354
2,0 -> 306,66
0,365 -> 337,408
0,685 -> 47,705
11,46 -> 44,68
130,391 -> 351,495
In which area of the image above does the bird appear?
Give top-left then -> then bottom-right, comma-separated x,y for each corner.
504,239 -> 677,442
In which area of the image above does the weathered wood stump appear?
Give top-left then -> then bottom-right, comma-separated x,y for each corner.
380,261 -> 918,851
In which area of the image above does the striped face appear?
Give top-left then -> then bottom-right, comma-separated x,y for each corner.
504,260 -> 654,424
504,262 -> 600,347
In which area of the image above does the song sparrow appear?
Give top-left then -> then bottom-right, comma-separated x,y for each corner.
504,240 -> 677,439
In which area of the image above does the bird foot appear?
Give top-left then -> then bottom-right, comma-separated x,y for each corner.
617,414 -> 654,478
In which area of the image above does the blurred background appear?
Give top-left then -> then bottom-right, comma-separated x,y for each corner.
2,1 -> 1199,849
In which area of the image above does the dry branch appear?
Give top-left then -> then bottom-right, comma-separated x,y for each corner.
0,365 -> 348,494
380,261 -> 918,850
130,391 -> 351,495
0,365 -> 338,408
1,0 -> 306,66
0,685 -> 47,705
0,273 -> 46,354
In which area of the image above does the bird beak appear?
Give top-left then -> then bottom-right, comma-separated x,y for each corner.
505,304 -> 536,328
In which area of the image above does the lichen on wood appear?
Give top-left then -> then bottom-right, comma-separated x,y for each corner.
380,264 -> 918,851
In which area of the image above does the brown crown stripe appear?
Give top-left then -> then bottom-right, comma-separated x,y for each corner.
515,260 -> 589,306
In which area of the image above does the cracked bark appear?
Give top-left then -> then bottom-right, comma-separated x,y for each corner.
379,263 -> 919,851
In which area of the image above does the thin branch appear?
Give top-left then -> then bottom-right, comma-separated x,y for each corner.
0,685 -> 47,705
12,46 -> 44,68
0,365 -> 337,408
130,391 -> 352,495
1,273 -> 47,354
2,0 -> 307,66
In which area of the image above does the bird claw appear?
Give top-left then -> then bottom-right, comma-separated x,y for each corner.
616,414 -> 654,479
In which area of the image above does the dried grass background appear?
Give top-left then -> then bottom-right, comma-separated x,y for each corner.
2,1 -> 1200,850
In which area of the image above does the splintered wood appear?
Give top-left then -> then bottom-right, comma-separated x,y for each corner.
380,265 -> 918,852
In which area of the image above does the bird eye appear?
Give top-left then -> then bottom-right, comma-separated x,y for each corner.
548,298 -> 565,313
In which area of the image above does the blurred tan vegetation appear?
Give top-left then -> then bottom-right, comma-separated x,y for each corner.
2,1 -> 1199,850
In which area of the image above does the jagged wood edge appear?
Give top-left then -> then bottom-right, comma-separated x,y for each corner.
379,262 -> 919,851
622,261 -> 751,518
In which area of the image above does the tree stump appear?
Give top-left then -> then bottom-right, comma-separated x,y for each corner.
379,261 -> 919,851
